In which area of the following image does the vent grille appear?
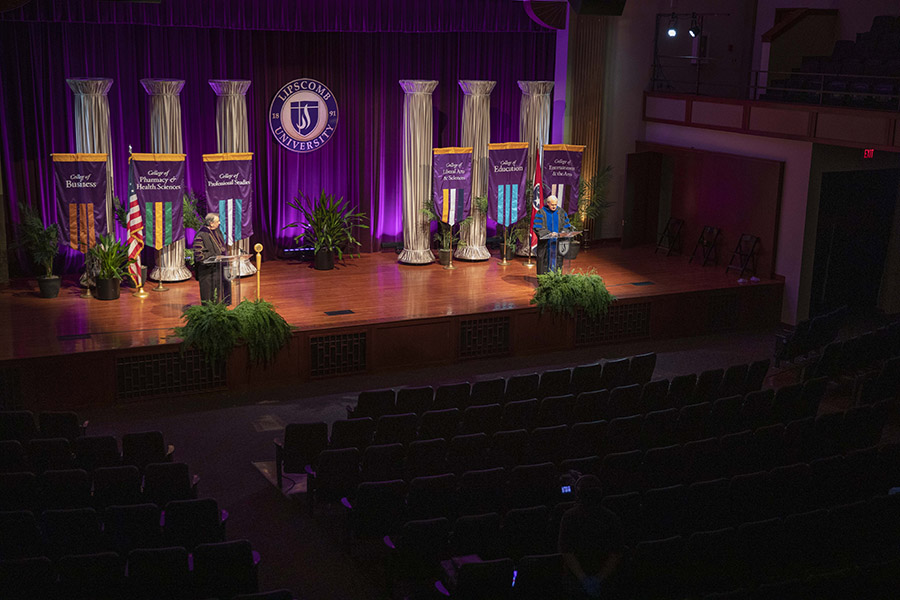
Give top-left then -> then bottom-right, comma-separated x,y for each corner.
708,293 -> 738,331
459,316 -> 511,358
116,350 -> 225,400
310,332 -> 367,377
576,302 -> 651,345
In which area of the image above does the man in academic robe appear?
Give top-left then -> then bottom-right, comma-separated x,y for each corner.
533,194 -> 575,275
193,212 -> 231,303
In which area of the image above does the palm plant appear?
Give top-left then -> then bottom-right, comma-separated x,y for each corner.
284,190 -> 369,260
88,233 -> 135,282
570,165 -> 614,232
17,203 -> 59,278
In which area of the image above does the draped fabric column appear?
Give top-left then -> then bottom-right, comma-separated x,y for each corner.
398,80 -> 438,265
140,78 -> 192,282
455,80 -> 495,261
209,79 -> 255,276
66,78 -> 115,235
517,80 -> 554,256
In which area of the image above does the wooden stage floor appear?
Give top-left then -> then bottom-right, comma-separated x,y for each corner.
0,245 -> 782,363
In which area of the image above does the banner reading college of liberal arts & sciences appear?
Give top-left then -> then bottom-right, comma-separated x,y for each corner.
542,144 -> 584,215
130,153 -> 186,250
487,142 -> 528,228
202,153 -> 254,246
52,153 -> 108,253
432,147 -> 473,226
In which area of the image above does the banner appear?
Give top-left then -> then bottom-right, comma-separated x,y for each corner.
432,147 -> 472,226
203,152 -> 254,245
542,144 -> 585,214
487,142 -> 529,227
131,153 -> 186,250
51,153 -> 108,253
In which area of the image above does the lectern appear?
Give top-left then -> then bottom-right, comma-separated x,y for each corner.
203,254 -> 251,305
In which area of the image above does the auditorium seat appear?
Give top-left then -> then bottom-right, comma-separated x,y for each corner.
274,422 -> 328,490
122,431 -> 174,470
751,424 -> 785,471
104,503 -> 163,554
374,412 -> 418,446
505,462 -> 557,509
469,378 -> 506,407
0,440 -> 29,473
419,408 -> 461,441
126,546 -> 190,600
448,512 -> 502,559
605,384 -> 642,420
486,429 -> 527,469
769,462 -> 811,516
57,551 -> 126,600
460,404 -> 502,436
92,465 -> 143,508
504,373 -> 539,403
499,399 -> 538,432
667,374 -> 697,408
191,539 -> 259,600
457,468 -> 505,516
406,438 -> 449,479
407,473 -> 457,521
737,518 -> 791,587
600,450 -> 644,495
642,444 -> 684,489
571,362 -> 603,395
719,430 -> 754,478
683,437 -> 722,483
438,556 -> 514,600
40,507 -> 103,560
500,504 -> 550,560
601,491 -> 641,543
685,528 -> 745,596
537,368 -> 571,400
39,467 -> 91,509
744,359 -> 770,394
606,414 -> 643,453
164,497 -> 227,550
349,389 -> 396,419
307,447 -> 360,515
38,411 -> 87,441
677,403 -> 711,444
346,479 -> 407,540
641,484 -> 687,540
433,383 -> 471,411
686,478 -> 730,532
73,435 -> 121,472
782,417 -> 816,464
361,443 -> 405,482
729,471 -> 775,523
447,433 -> 488,474
0,509 -> 41,559
0,555 -> 55,600
692,369 -> 724,404
708,395 -> 744,437
0,471 -> 36,511
629,535 -> 686,600
536,394 -> 576,428
523,424 -> 568,464
572,389 -> 608,423
598,358 -> 630,391
718,364 -> 748,399
27,437 -> 74,474
396,386 -> 434,415
513,553 -> 563,600
142,462 -> 196,507
628,352 -> 657,385
559,455 -> 601,478
0,411 -> 38,444
329,417 -> 375,450
564,420 -> 605,460
386,517 -> 451,588
641,379 -> 671,413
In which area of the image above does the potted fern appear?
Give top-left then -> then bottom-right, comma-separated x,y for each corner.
17,203 -> 60,298
421,196 -> 486,265
284,190 -> 369,270
88,233 -> 135,300
530,268 -> 615,321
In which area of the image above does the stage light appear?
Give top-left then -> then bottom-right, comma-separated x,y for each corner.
689,14 -> 700,38
666,13 -> 677,37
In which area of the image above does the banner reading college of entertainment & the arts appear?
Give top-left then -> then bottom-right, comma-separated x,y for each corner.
487,142 -> 528,227
130,153 -> 186,250
51,153 -> 108,253
432,147 -> 473,226
542,144 -> 585,214
203,152 -> 254,246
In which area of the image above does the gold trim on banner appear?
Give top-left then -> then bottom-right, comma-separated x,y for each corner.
130,153 -> 186,162
433,147 -> 473,155
543,144 -> 586,153
202,152 -> 254,162
488,142 -> 529,150
51,153 -> 108,162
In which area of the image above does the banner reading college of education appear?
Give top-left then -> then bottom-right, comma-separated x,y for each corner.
203,153 -> 254,246
432,147 -> 473,226
130,153 -> 186,250
487,142 -> 529,227
542,144 -> 585,214
51,153 -> 108,253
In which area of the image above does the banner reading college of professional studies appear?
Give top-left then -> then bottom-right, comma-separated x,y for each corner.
203,153 -> 254,246
51,153 -> 108,253
542,144 -> 585,215
432,147 -> 473,226
487,142 -> 529,228
130,153 -> 186,250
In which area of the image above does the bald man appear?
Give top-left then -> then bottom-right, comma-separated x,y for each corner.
532,194 -> 574,274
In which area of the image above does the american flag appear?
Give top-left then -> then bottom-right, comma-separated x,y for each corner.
126,158 -> 144,287
530,149 -> 543,252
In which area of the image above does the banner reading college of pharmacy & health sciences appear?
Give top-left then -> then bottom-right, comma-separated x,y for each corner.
432,147 -> 473,226
487,142 -> 529,227
203,153 -> 254,246
52,153 -> 108,253
542,144 -> 585,214
130,153 -> 185,250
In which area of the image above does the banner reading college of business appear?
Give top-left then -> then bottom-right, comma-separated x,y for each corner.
432,147 -> 473,226
542,144 -> 585,214
487,142 -> 529,227
203,153 -> 254,246
130,153 -> 186,250
51,153 -> 108,253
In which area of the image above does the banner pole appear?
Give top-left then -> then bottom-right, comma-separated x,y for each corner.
444,225 -> 456,270
255,243 -> 263,299
499,226 -> 509,266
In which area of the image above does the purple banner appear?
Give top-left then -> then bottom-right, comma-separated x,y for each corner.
52,153 -> 108,253
542,144 -> 584,214
487,142 -> 529,228
432,147 -> 472,226
203,153 -> 254,245
131,153 -> 186,250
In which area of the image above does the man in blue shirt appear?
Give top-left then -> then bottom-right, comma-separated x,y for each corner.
533,194 -> 574,274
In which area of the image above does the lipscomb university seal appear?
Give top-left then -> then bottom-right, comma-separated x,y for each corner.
269,78 -> 339,153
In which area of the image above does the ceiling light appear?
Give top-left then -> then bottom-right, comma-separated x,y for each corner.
667,14 -> 677,37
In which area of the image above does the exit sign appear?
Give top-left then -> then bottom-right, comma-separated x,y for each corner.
864,148 -> 875,158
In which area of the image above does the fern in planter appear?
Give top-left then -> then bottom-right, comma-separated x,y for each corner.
233,299 -> 293,365
173,301 -> 243,366
530,268 -> 615,321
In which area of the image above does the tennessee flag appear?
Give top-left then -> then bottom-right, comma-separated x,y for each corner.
530,150 -> 543,252
126,159 -> 144,286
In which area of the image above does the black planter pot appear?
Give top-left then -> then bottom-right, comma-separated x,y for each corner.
37,275 -> 61,298
501,246 -> 516,261
94,277 -> 121,300
437,249 -> 452,266
314,248 -> 335,270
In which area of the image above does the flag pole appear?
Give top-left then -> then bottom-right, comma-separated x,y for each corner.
499,226 -> 509,266
444,224 -> 456,270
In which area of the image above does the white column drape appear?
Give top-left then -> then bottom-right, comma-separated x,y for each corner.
399,80 -> 438,265
140,78 -> 192,282
209,79 -> 255,276
455,80 -> 495,261
66,78 -> 115,234
517,80 -> 554,255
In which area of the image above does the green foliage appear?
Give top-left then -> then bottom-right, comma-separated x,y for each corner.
570,165 -> 614,232
530,268 -> 615,321
17,203 -> 59,277
174,299 -> 293,366
113,196 -> 128,230
421,195 -> 486,251
88,233 -> 135,282
284,190 -> 369,260
183,190 -> 205,231
233,299 -> 294,365
173,301 -> 243,365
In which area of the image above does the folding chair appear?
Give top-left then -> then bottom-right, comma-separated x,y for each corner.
689,225 -> 721,266
656,216 -> 684,256
725,234 -> 760,278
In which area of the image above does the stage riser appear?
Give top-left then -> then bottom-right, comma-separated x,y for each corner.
2,283 -> 781,410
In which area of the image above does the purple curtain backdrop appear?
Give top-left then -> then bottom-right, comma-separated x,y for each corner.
0,0 -> 555,275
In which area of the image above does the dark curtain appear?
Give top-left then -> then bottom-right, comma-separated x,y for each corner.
0,0 -> 555,274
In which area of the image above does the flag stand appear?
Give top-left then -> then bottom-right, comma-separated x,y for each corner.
254,243 -> 263,299
525,247 -> 535,269
80,287 -> 92,299
133,284 -> 149,299
498,227 -> 509,266
444,226 -> 456,270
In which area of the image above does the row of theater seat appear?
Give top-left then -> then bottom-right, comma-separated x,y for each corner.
0,539 -> 269,600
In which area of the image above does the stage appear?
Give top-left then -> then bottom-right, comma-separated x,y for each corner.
0,245 -> 783,409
